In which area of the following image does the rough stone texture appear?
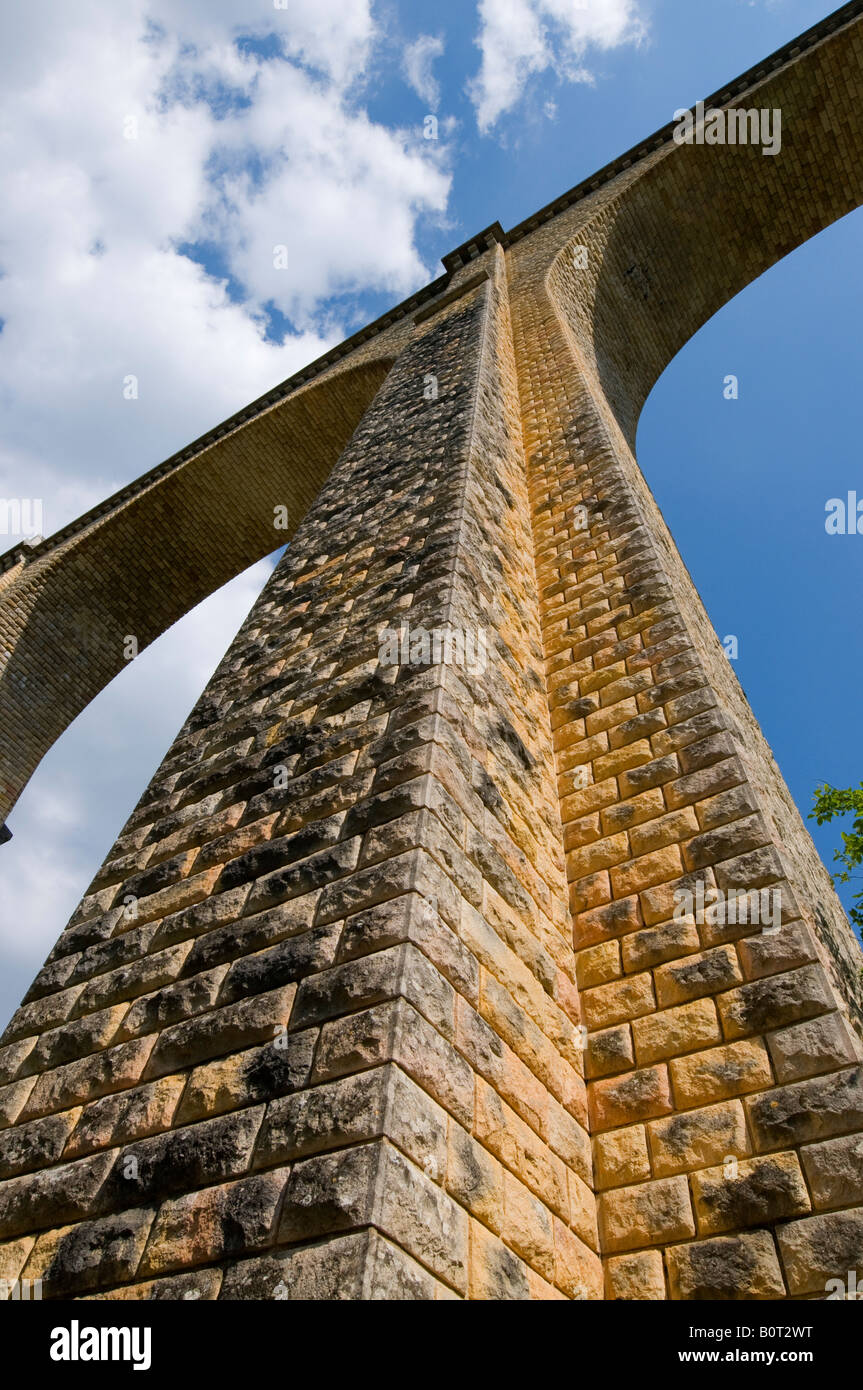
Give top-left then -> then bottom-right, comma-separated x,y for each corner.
666,1231 -> 786,1301
2,5 -> 863,1299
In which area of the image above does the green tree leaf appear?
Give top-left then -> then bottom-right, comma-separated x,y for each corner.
809,782 -> 863,930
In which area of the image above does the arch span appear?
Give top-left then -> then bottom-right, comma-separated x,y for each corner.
544,3 -> 863,445
0,354 -> 395,825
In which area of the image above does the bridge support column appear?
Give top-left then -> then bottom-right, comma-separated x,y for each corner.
509,254 -> 863,1299
0,247 -> 600,1301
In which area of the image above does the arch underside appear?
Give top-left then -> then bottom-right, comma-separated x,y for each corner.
0,355 -> 395,824
544,10 -> 863,446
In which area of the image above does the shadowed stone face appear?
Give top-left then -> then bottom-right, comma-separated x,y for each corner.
2,4 -> 863,1301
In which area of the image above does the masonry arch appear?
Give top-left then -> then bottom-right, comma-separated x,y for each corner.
544,9 -> 863,448
633,203 -> 863,901
0,354 -> 396,825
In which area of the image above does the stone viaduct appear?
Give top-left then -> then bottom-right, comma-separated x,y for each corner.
1,1 -> 863,1301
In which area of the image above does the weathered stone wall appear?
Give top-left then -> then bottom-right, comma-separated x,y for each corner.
508,228 -> 863,1297
500,1 -> 863,1296
0,249 -> 599,1300
0,355 -> 397,827
3,0 -> 863,1301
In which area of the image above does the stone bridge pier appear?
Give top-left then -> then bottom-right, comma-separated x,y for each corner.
1,1 -> 863,1301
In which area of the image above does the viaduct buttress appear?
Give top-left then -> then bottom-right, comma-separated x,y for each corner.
2,1 -> 863,1301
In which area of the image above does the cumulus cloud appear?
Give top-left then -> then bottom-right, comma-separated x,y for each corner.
469,0 -> 647,133
0,0 -> 452,1028
198,59 -> 449,329
0,1 -> 451,535
403,34 -> 446,110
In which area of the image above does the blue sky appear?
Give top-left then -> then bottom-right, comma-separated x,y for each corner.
1,0 -> 860,1031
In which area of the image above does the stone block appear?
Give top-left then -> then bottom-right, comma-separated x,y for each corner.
670,1039 -> 773,1109
666,1230 -> 785,1300
600,1176 -> 695,1253
745,1067 -> 863,1152
586,1024 -> 634,1079
800,1133 -> 863,1212
589,1065 -> 673,1131
654,946 -> 741,1008
605,1250 -> 666,1300
140,1172 -> 285,1276
144,985 -> 295,1079
777,1211 -> 863,1296
766,1012 -> 860,1084
648,1099 -> 749,1178
632,999 -> 721,1066
593,1124 -> 650,1190
690,1152 -> 810,1235
23,1208 -> 156,1297
717,964 -> 834,1040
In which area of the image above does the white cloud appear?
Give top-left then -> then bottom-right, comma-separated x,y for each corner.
403,34 -> 446,110
197,60 -> 450,329
0,3 -> 451,532
0,0 -> 452,1030
150,0 -> 377,86
469,0 -> 647,133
